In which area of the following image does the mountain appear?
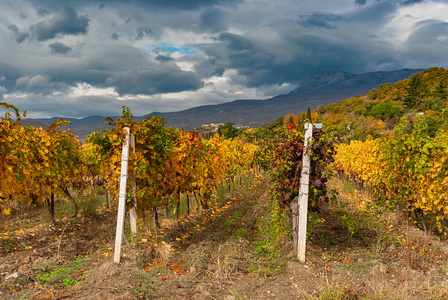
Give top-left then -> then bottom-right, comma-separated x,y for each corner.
149,68 -> 423,129
292,69 -> 421,92
28,68 -> 424,138
293,70 -> 356,91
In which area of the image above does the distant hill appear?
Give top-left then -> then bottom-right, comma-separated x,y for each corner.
27,68 -> 424,138
292,69 -> 422,92
21,119 -> 49,129
149,68 -> 423,129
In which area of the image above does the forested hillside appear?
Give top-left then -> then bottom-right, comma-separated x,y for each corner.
301,67 -> 448,140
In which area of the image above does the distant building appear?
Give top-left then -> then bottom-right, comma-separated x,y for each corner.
201,123 -> 224,133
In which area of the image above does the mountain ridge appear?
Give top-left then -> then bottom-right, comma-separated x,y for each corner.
28,68 -> 425,138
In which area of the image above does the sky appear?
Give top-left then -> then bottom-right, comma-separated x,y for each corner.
1,0 -> 448,119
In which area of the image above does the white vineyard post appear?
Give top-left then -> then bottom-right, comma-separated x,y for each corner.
129,133 -> 138,235
298,122 -> 312,263
114,127 -> 130,263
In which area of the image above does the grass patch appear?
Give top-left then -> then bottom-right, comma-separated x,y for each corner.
34,255 -> 89,288
132,270 -> 157,298
233,228 -> 249,239
299,277 -> 357,300
247,196 -> 288,277
310,176 -> 391,253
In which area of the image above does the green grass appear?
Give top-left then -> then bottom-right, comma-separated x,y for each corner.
132,270 -> 158,298
233,228 -> 249,239
34,255 -> 89,288
247,200 -> 288,277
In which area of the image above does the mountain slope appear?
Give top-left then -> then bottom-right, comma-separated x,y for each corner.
28,68 -> 424,137
151,68 -> 423,129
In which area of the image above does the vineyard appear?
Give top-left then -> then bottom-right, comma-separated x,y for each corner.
332,115 -> 448,231
1,104 -> 258,226
3,65 -> 448,300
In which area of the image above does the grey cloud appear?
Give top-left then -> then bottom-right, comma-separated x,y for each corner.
8,24 -> 30,43
194,58 -> 225,78
198,30 -> 395,88
30,7 -> 90,41
15,74 -> 67,95
111,33 -> 119,40
10,42 -> 205,96
155,55 -> 173,63
135,26 -> 160,40
402,0 -> 425,6
0,85 -> 6,98
406,22 -> 448,45
37,7 -> 50,16
8,24 -> 19,34
16,32 -> 30,43
297,13 -> 342,29
199,32 -> 292,87
218,32 -> 253,52
25,0 -> 242,11
106,66 -> 203,95
49,42 -> 72,54
403,22 -> 448,68
20,13 -> 27,19
354,0 -> 418,7
195,8 -> 228,33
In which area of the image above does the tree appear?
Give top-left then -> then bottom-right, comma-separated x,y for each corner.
368,103 -> 402,120
403,77 -> 420,108
218,122 -> 239,139
305,106 -> 312,123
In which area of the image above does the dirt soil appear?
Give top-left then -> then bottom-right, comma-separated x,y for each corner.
2,175 -> 448,299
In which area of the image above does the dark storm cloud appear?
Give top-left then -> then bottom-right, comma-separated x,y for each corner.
354,0 -> 426,8
155,55 -> 174,63
194,8 -> 228,33
49,42 -> 72,54
199,32 -> 291,87
106,66 -> 203,95
297,13 -> 342,29
8,24 -> 30,43
1,0 -> 446,119
25,0 -> 242,11
198,29 -> 393,87
29,7 -> 90,41
402,0 -> 425,6
37,7 -> 50,17
2,42 -> 205,98
406,22 -> 448,45
7,24 -> 19,34
345,0 -> 397,24
403,22 -> 448,67
16,32 -> 30,44
194,58 -> 225,78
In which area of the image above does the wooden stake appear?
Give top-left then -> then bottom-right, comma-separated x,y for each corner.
129,134 -> 138,235
114,127 -> 130,263
298,123 -> 312,263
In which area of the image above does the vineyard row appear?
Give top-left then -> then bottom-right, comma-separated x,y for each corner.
332,117 -> 448,221
0,105 -> 258,223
